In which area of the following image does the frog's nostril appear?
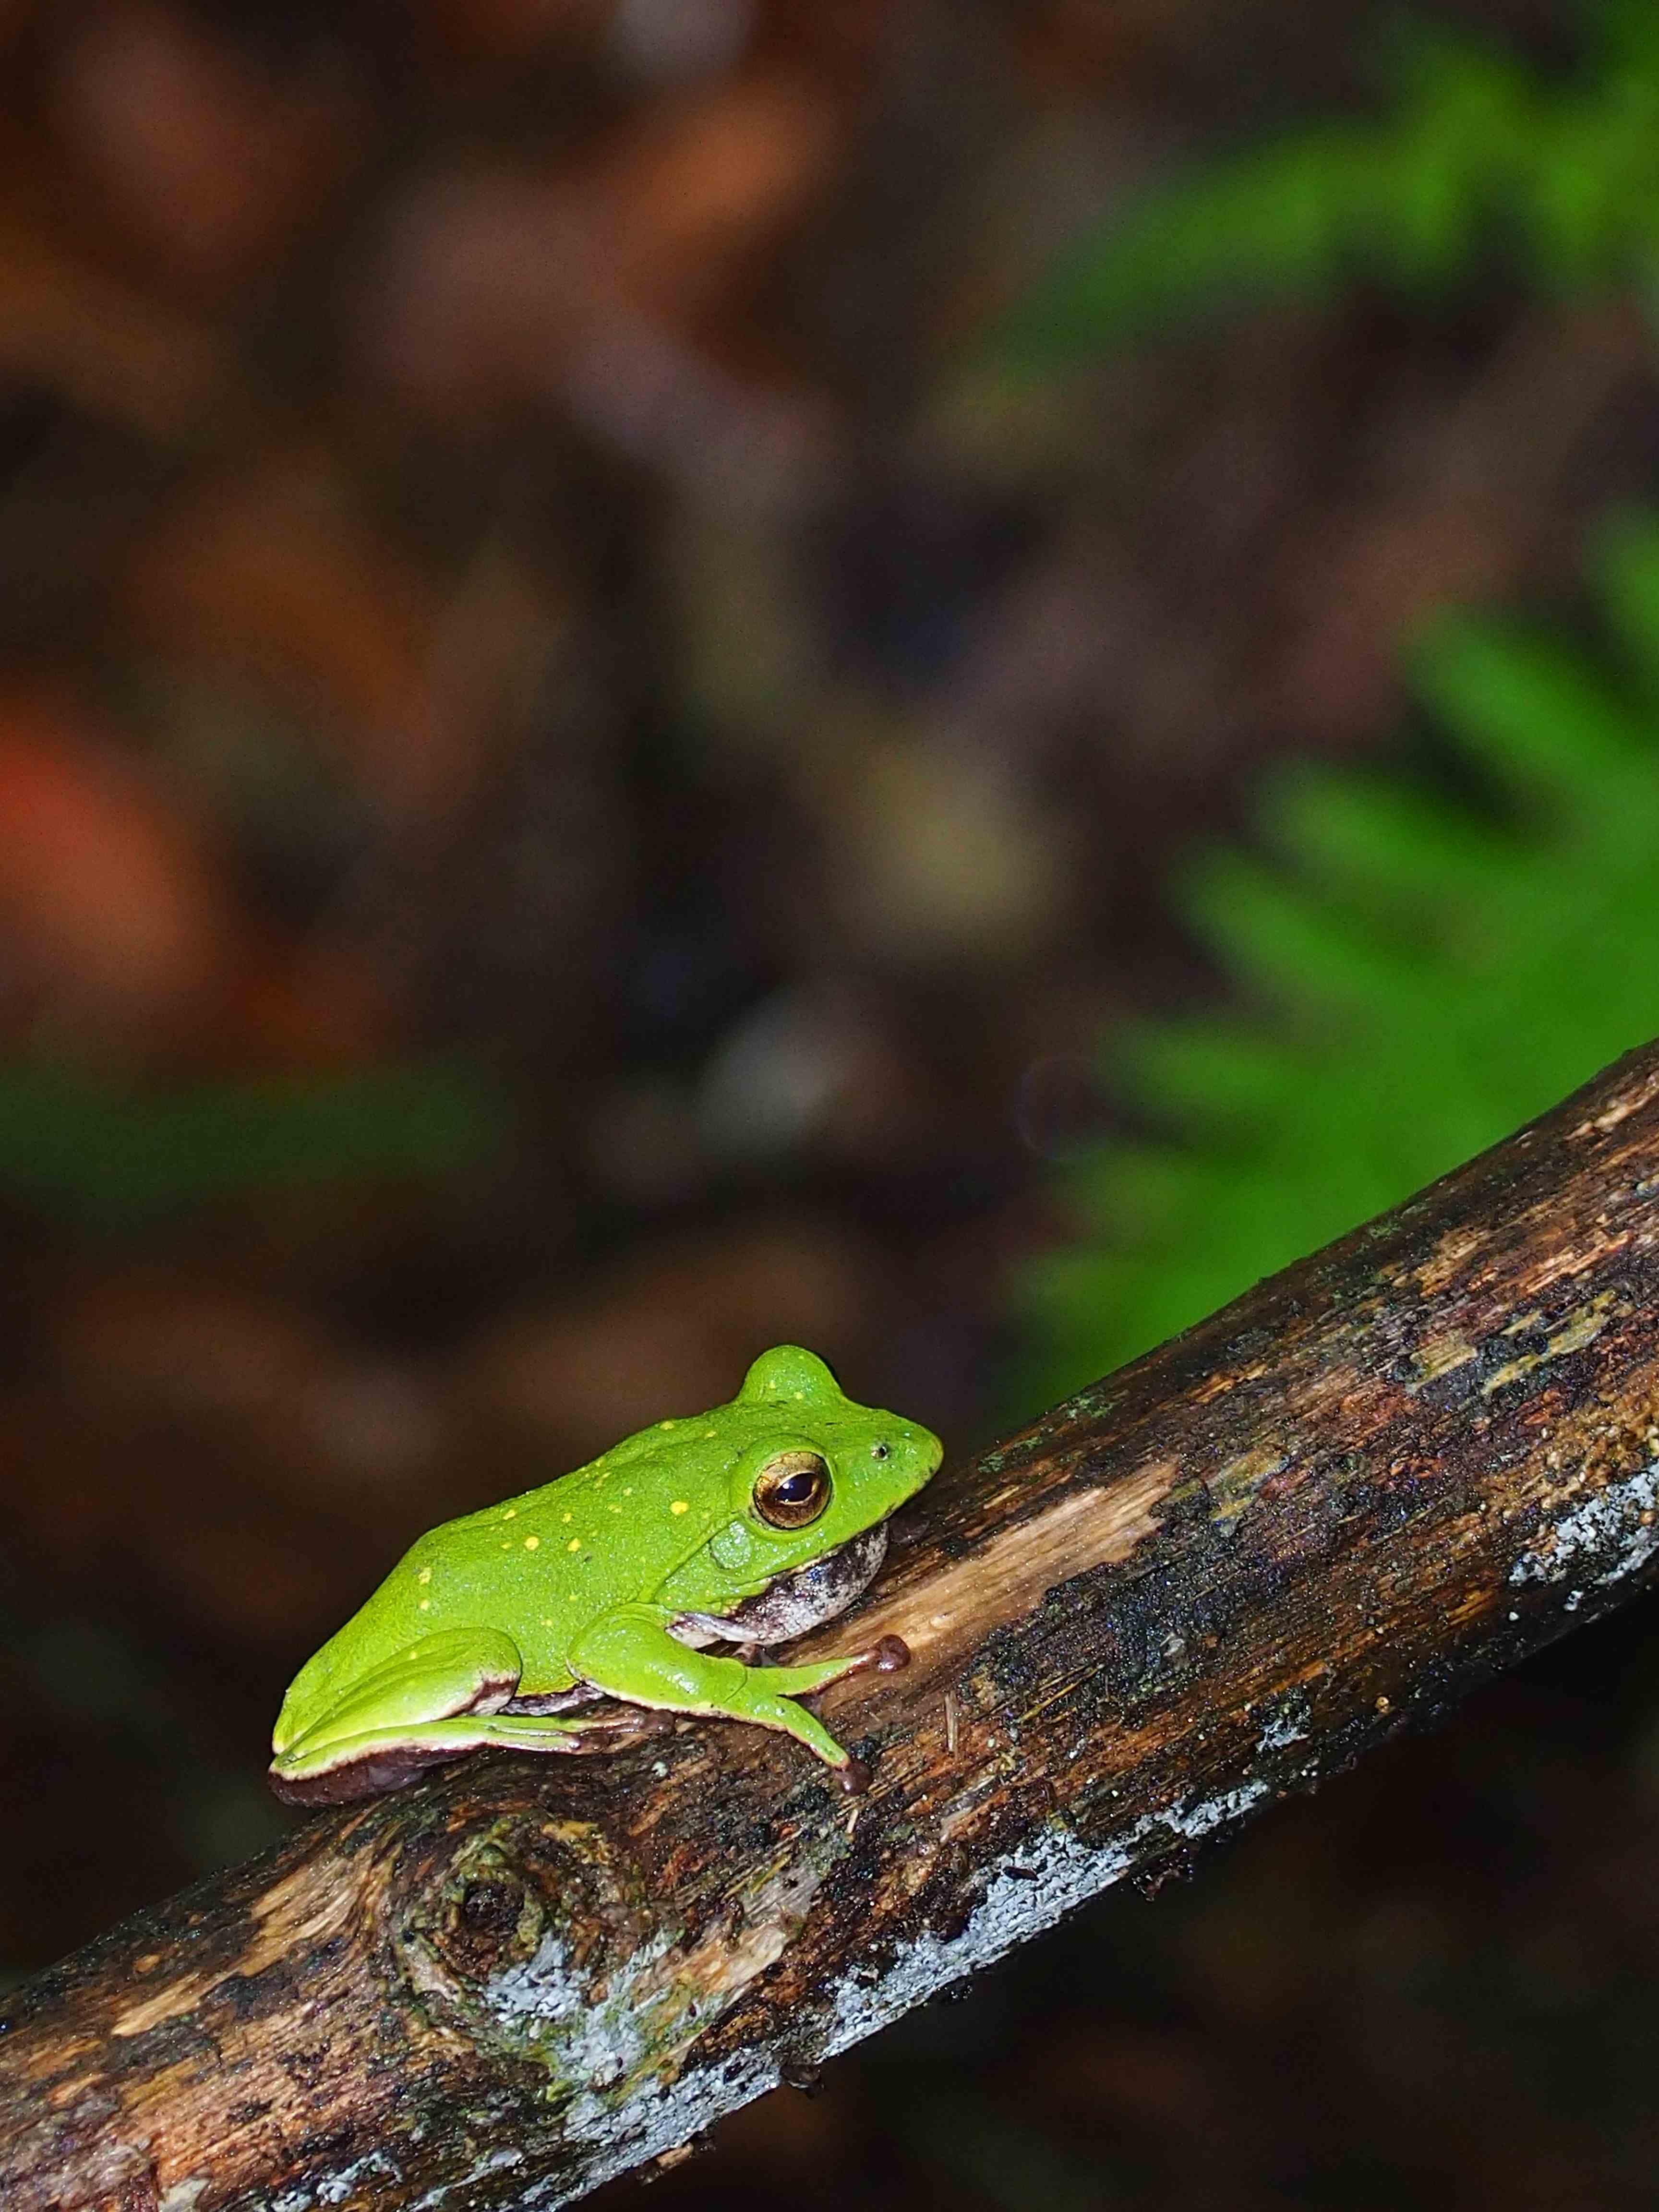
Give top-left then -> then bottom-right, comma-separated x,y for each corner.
872,1441 -> 890,1459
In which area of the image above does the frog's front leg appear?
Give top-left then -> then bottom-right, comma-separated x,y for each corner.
570,1607 -> 909,1792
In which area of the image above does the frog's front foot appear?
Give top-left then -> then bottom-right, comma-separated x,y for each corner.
827,1639 -> 908,1792
842,1634 -> 909,1677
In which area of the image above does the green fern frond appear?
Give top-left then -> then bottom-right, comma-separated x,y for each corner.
999,3 -> 1658,363
1410,619 -> 1651,811
1014,516 -> 1659,1413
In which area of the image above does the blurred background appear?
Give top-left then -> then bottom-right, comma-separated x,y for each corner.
8,0 -> 1659,2203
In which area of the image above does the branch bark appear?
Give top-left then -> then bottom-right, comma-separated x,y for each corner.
11,1041 -> 1659,2211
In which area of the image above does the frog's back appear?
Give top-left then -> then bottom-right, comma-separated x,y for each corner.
439,1422 -> 735,1631
362,1428 -> 720,1630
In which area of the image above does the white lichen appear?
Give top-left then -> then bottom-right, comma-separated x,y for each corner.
272,2149 -> 402,2212
484,1927 -> 675,2094
824,1779 -> 1271,2059
409,2144 -> 523,2211
1154,1780 -> 1271,1841
1256,1695 -> 1310,1751
524,2051 -> 783,2205
321,2152 -> 403,2205
1509,1460 -> 1659,1592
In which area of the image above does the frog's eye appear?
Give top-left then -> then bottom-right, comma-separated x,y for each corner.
753,1450 -> 831,1529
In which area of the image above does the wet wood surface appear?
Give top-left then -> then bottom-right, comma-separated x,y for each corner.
9,1040 -> 1659,2211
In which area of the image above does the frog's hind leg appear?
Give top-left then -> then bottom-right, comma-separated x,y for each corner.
270,1625 -> 526,1805
268,1708 -> 639,1807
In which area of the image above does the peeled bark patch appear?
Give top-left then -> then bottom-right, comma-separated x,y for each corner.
9,1041 -> 1659,2209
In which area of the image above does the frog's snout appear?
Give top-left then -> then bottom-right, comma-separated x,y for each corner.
920,1427 -> 944,1474
898,1423 -> 944,1490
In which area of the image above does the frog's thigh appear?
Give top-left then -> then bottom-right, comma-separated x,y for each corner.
269,1707 -> 601,1806
569,1607 -> 855,1772
290,1625 -> 523,1750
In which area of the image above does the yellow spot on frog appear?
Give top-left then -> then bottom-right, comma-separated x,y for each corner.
524,1535 -> 540,1551
670,1500 -> 689,1515
562,1511 -> 573,1523
503,1508 -> 517,1520
417,1567 -> 432,1585
419,1599 -> 431,1611
660,1420 -> 673,1430
567,1538 -> 582,1553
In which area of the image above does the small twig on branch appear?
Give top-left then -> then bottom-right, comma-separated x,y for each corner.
10,1042 -> 1659,2211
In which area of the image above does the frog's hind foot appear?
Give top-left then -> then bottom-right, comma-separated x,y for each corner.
506,1699 -> 677,1749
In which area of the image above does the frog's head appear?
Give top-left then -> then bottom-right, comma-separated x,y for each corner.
695,1345 -> 941,1590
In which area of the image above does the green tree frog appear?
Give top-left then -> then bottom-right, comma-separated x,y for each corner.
269,1346 -> 942,1805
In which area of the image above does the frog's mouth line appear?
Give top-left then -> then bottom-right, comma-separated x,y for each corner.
502,1525 -> 891,1717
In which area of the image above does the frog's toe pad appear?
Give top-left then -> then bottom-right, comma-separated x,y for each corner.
869,1635 -> 910,1673
838,1755 -> 873,1795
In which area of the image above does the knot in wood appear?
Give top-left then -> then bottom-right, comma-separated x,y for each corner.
444,1858 -> 541,1981
392,1811 -> 659,2075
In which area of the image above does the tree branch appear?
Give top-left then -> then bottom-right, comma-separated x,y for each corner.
10,1041 -> 1659,2212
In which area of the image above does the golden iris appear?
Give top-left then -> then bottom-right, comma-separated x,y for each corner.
752,1450 -> 831,1529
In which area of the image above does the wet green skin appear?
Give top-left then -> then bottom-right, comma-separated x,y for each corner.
270,1347 -> 942,1803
